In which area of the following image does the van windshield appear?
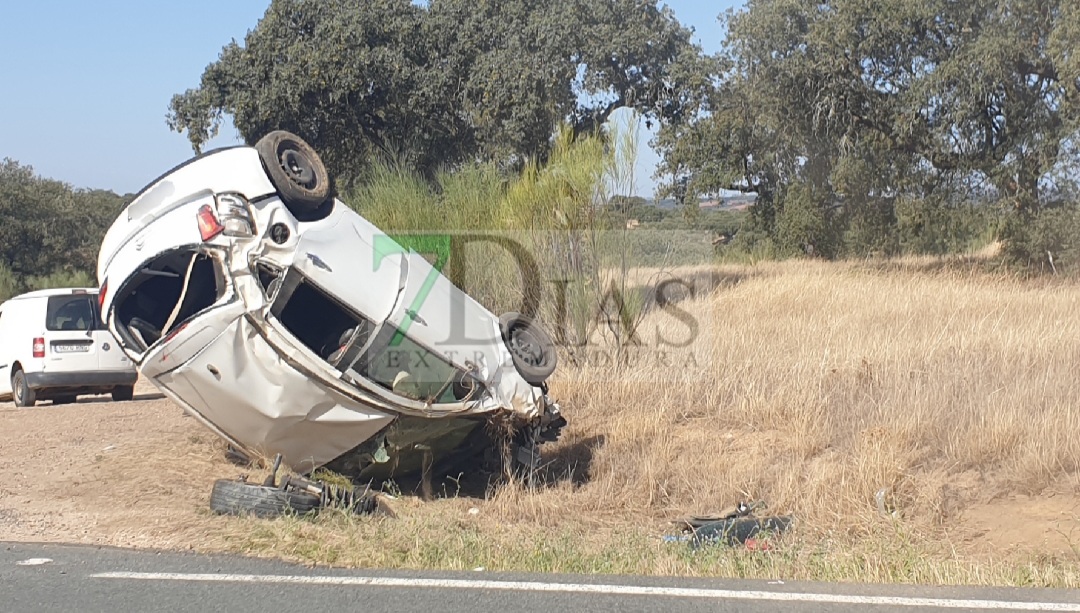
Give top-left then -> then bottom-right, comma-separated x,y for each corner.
46,295 -> 103,332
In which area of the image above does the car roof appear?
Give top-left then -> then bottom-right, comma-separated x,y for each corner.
4,288 -> 98,303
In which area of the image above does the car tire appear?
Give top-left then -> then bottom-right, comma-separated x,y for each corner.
112,386 -> 135,402
209,479 -> 321,518
254,130 -> 333,219
12,369 -> 36,408
53,396 -> 77,405
499,312 -> 558,386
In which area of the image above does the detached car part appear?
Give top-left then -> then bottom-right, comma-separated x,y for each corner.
210,454 -> 379,518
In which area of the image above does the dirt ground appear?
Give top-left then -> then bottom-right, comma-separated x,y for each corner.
0,380 -> 242,550
1,379 -> 1079,562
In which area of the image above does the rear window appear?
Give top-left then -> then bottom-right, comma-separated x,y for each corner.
46,295 -> 102,331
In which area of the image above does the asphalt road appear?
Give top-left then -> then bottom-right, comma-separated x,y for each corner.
3,542 -> 1080,613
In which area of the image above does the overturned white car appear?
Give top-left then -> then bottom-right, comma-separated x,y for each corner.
97,131 -> 565,481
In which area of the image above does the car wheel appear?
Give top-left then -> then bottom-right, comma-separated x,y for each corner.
499,312 -> 558,386
12,369 -> 36,408
53,396 -> 77,405
112,386 -> 135,402
209,479 -> 321,518
254,130 -> 333,219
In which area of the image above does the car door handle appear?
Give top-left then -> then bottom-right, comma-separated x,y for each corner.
207,364 -> 220,378
306,253 -> 332,272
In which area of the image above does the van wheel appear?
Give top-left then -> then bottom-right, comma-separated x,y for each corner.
499,313 -> 558,386
254,130 -> 333,219
112,385 -> 135,402
12,369 -> 36,407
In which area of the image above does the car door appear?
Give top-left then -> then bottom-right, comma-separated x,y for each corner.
90,291 -> 133,374
290,207 -> 407,327
384,250 -> 504,382
42,293 -> 101,374
155,315 -> 396,472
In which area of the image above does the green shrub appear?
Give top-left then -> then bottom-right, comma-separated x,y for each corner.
26,269 -> 96,292
998,203 -> 1080,273
0,262 -> 19,302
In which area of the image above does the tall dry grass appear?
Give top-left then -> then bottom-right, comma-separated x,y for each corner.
520,257 -> 1080,532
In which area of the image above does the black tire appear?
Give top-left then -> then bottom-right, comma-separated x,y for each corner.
499,312 -> 557,386
53,396 -> 77,405
254,130 -> 332,218
112,386 -> 135,402
12,369 -> 36,408
209,479 -> 321,518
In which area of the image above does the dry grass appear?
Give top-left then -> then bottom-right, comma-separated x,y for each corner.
203,254 -> 1080,585
552,256 -> 1080,524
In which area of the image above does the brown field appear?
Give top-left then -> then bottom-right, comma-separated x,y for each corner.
3,254 -> 1080,586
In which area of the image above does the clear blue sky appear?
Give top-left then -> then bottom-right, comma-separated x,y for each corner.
0,1 -> 739,197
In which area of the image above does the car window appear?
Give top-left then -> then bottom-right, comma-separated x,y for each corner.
46,295 -> 102,332
270,268 -> 480,405
358,329 -> 478,405
270,270 -> 376,365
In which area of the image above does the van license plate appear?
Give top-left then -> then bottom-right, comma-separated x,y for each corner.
53,344 -> 90,353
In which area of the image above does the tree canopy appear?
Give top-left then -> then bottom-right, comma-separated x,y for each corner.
168,0 -> 702,181
656,0 -> 1080,257
0,159 -> 126,297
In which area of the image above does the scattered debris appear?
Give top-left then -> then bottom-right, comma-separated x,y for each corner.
671,501 -> 793,549
876,488 -> 901,519
468,507 -> 480,516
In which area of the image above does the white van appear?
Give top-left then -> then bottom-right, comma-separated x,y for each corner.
0,288 -> 138,406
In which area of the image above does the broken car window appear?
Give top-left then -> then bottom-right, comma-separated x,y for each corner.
270,268 -> 481,405
271,269 -> 375,365
357,330 -> 478,404
112,248 -> 227,351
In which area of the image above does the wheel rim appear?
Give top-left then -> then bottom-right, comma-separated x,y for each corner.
279,147 -> 317,189
13,374 -> 23,403
510,326 -> 545,367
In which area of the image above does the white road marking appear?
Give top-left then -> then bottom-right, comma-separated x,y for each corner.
16,558 -> 53,566
90,572 -> 1080,611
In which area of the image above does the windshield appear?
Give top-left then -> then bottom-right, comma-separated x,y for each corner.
361,331 -> 469,404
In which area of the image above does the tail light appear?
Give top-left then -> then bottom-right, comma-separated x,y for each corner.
98,279 -> 108,310
32,337 -> 45,358
197,204 -> 224,241
216,193 -> 256,237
